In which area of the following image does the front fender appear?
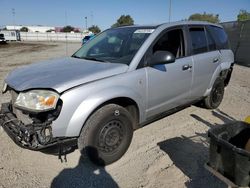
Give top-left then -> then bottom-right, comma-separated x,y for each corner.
51,67 -> 147,137
52,85 -> 145,137
66,86 -> 144,137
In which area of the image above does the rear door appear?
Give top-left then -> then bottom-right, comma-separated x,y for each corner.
188,26 -> 221,100
145,27 -> 193,118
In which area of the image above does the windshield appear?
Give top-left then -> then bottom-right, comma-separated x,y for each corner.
73,27 -> 154,65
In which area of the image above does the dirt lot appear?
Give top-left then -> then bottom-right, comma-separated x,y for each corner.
0,42 -> 249,188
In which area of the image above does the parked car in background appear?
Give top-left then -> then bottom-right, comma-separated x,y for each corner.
82,33 -> 95,45
0,34 -> 6,43
0,21 -> 234,166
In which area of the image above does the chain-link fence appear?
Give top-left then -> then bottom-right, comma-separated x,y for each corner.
221,20 -> 250,67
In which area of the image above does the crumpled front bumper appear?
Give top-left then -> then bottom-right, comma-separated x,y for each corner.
0,103 -> 77,151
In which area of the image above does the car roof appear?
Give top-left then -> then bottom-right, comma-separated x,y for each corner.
115,21 -> 222,29
111,25 -> 159,29
159,20 -> 222,28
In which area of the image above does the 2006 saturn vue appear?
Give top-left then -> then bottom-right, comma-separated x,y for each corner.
0,21 -> 234,165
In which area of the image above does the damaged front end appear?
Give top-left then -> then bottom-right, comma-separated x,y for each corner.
1,102 -> 59,150
0,89 -> 77,160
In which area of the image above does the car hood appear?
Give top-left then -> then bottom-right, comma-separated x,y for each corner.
5,57 -> 128,93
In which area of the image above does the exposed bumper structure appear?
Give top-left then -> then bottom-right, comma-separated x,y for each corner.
0,103 -> 77,151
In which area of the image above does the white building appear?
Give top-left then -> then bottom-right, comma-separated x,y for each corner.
6,25 -> 55,33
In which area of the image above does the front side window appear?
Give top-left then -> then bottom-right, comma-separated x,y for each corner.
153,29 -> 185,58
189,27 -> 208,55
73,27 -> 154,65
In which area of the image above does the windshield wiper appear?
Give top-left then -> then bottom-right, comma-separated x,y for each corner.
82,57 -> 108,63
72,54 -> 81,59
72,55 -> 108,63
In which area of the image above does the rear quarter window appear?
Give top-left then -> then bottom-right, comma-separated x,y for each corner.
208,26 -> 229,49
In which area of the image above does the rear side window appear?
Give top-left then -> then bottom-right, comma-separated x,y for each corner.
189,27 -> 208,54
209,26 -> 229,49
206,29 -> 217,51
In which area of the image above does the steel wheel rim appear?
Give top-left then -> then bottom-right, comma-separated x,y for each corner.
212,84 -> 223,104
98,120 -> 124,153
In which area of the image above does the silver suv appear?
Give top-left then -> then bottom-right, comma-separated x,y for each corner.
0,21 -> 234,165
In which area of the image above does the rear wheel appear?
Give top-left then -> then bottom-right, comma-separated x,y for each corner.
204,78 -> 225,109
78,104 -> 134,166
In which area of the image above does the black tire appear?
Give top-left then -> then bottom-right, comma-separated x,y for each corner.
78,104 -> 134,166
204,78 -> 225,109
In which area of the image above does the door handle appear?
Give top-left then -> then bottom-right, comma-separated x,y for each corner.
213,58 -> 219,63
182,64 -> 192,71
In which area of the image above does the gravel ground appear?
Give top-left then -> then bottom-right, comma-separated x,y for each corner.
0,42 -> 249,188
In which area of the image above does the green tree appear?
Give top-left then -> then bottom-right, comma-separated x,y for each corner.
111,15 -> 134,28
46,29 -> 55,32
20,27 -> 28,32
88,25 -> 101,34
61,25 -> 75,33
237,10 -> 250,21
188,12 -> 220,23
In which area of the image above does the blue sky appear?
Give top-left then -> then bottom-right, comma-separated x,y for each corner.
0,0 -> 249,30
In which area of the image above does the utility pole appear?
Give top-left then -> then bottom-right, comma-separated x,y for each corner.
90,11 -> 93,27
85,16 -> 88,30
65,11 -> 68,56
12,8 -> 15,30
168,0 -> 172,23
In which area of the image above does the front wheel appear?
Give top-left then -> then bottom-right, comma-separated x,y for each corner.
78,104 -> 134,166
204,78 -> 225,109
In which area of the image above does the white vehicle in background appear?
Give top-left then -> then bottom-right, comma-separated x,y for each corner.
0,30 -> 20,41
0,33 -> 6,43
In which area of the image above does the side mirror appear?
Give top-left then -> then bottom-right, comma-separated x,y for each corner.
150,51 -> 175,66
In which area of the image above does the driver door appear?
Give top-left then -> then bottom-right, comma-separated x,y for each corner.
145,28 -> 193,118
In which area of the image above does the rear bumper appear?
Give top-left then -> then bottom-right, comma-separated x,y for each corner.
0,103 -> 77,151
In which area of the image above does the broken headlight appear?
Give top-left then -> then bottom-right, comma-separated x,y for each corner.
2,82 -> 7,93
14,90 -> 59,112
